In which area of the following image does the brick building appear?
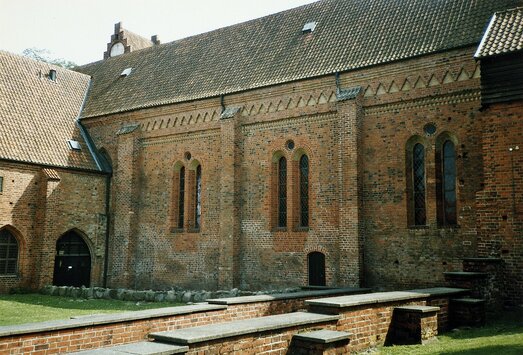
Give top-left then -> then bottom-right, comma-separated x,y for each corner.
0,0 -> 521,304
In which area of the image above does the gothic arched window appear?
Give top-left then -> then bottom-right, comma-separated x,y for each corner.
178,166 -> 185,229
299,154 -> 309,227
437,140 -> 457,226
412,143 -> 426,226
278,157 -> 287,228
0,229 -> 18,275
194,165 -> 202,229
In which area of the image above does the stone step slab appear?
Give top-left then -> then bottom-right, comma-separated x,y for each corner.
70,341 -> 188,354
293,329 -> 351,344
150,311 -> 339,345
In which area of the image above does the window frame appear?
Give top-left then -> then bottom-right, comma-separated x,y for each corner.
277,156 -> 287,228
0,229 -> 19,276
412,143 -> 427,226
194,164 -> 202,230
178,166 -> 185,229
299,154 -> 310,228
437,138 -> 458,227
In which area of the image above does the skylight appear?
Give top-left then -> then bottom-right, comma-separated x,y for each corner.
302,22 -> 317,33
49,69 -> 57,81
68,140 -> 81,150
120,68 -> 132,77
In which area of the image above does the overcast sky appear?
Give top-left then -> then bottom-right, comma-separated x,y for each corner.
0,0 -> 317,65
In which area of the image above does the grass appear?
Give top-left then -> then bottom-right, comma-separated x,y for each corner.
379,310 -> 523,355
0,294 -> 182,326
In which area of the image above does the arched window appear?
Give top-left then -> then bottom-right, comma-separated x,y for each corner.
437,140 -> 457,226
194,165 -> 202,229
178,166 -> 185,229
278,157 -> 287,228
412,144 -> 426,225
0,229 -> 18,275
406,137 -> 427,227
299,154 -> 309,227
171,163 -> 186,230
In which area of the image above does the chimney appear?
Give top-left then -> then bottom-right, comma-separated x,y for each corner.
151,35 -> 160,45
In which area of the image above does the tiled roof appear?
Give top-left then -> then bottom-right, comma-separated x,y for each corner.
124,29 -> 154,51
0,51 -> 99,171
76,0 -> 521,119
475,7 -> 523,58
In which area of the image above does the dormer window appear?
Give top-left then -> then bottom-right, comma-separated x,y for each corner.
120,68 -> 132,77
67,140 -> 81,151
49,69 -> 57,81
302,22 -> 317,34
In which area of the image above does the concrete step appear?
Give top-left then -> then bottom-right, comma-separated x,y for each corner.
462,257 -> 502,263
70,341 -> 188,354
443,271 -> 488,279
450,298 -> 486,327
451,297 -> 486,305
206,286 -> 370,305
293,329 -> 351,344
150,311 -> 339,345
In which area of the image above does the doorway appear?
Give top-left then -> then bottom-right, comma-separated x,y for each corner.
53,231 -> 91,287
308,252 -> 326,286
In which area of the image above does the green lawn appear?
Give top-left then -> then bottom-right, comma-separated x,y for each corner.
0,294 -> 181,326
380,310 -> 523,355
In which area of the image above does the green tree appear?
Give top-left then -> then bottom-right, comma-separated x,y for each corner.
22,48 -> 77,69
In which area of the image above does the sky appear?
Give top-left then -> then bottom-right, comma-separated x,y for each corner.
0,0 -> 317,66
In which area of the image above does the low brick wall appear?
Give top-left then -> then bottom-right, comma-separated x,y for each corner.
0,288 -> 365,354
290,337 -> 350,355
305,288 -> 467,352
426,297 -> 450,331
309,300 -> 426,351
185,323 -> 340,355
0,307 -> 229,354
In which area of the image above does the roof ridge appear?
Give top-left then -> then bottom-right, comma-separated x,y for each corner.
75,0 -> 522,119
493,5 -> 523,15
79,0 -> 321,68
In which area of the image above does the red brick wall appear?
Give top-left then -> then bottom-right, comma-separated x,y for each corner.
80,46 -> 498,293
0,165 -> 39,292
477,100 -> 523,305
0,294 -> 331,354
426,297 -> 450,331
0,162 -> 107,293
355,48 -> 484,290
0,291 -> 454,354
185,323 -> 339,355
309,300 -> 426,352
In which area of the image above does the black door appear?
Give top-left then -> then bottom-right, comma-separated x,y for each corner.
53,231 -> 91,287
308,252 -> 326,286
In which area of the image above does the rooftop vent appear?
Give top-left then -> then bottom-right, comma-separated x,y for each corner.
48,69 -> 57,81
120,67 -> 132,77
68,140 -> 81,150
302,21 -> 317,33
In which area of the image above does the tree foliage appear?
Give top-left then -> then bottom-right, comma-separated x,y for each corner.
22,48 -> 77,69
